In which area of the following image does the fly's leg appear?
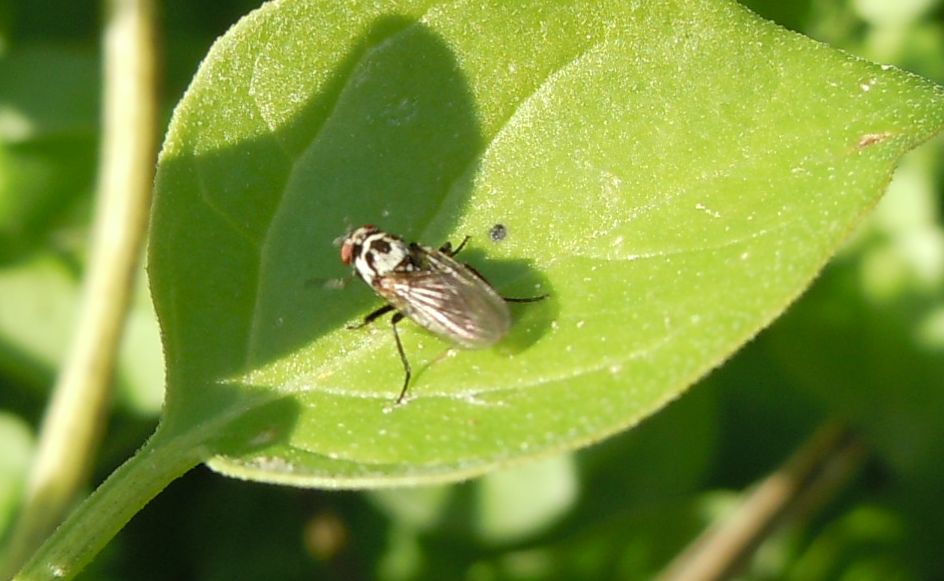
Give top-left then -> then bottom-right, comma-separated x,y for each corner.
347,306 -> 412,403
441,236 -> 547,303
347,304 -> 395,329
440,235 -> 470,257
391,312 -> 412,404
458,257 -> 549,303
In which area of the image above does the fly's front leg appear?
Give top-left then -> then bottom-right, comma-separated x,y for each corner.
390,312 -> 412,404
347,303 -> 395,329
439,235 -> 470,257
348,305 -> 412,404
306,274 -> 352,290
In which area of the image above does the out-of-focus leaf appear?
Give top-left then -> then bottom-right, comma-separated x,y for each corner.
368,485 -> 453,533
0,255 -> 77,386
0,412 -> 33,544
0,254 -> 165,415
474,454 -> 577,543
0,46 -> 98,141
786,505 -> 912,581
0,46 -> 99,259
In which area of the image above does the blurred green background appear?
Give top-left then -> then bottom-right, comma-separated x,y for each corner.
1,0 -> 943,579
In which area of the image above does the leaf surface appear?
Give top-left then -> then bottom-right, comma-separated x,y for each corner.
148,0 -> 944,486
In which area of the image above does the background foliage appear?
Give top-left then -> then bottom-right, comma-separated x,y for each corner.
1,0 -> 943,579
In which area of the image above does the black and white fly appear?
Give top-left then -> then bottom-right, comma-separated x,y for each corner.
340,225 -> 546,404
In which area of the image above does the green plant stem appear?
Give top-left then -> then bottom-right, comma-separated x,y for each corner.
14,434 -> 203,581
2,0 -> 158,574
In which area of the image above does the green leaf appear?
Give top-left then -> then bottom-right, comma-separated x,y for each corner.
0,255 -> 77,385
0,254 -> 165,415
148,0 -> 944,488
0,412 -> 34,543
368,454 -> 579,543
0,46 -> 99,259
0,46 -> 99,141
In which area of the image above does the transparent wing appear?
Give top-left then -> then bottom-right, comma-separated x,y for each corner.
377,248 -> 511,348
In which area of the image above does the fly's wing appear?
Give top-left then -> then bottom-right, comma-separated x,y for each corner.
377,248 -> 511,348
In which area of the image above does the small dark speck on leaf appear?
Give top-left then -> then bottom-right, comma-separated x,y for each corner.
489,223 -> 507,242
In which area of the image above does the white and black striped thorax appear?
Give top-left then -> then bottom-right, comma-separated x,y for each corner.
340,225 -> 512,348
340,226 -> 419,287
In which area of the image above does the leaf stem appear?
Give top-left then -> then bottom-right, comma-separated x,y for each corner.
2,0 -> 158,574
656,421 -> 868,581
14,432 -> 204,581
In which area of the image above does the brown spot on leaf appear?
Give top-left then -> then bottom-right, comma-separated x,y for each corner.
857,131 -> 893,149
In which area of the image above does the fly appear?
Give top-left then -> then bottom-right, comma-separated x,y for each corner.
339,224 -> 547,404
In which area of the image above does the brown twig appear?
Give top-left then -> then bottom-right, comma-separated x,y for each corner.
657,421 -> 868,581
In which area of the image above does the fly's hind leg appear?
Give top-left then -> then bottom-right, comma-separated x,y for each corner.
390,313 -> 412,404
452,251 -> 549,304
504,294 -> 549,303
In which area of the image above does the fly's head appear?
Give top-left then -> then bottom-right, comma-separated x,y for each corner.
339,225 -> 376,266
340,224 -> 414,286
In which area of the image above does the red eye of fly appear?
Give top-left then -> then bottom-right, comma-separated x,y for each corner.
340,240 -> 354,265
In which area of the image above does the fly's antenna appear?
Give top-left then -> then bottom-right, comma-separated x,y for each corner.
305,275 -> 351,290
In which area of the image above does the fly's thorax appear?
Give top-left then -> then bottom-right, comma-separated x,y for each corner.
351,230 -> 419,287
